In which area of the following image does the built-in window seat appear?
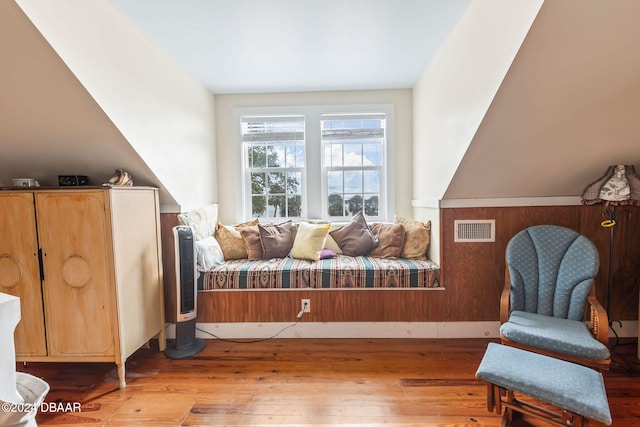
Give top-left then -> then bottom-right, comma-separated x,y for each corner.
179,206 -> 440,292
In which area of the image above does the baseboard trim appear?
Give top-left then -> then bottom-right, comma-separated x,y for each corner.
163,320 -> 639,340
166,321 -> 499,340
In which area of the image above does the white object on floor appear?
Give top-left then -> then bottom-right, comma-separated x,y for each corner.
0,292 -> 50,427
0,292 -> 23,404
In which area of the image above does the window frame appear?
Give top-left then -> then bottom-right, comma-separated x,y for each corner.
321,112 -> 387,221
241,115 -> 306,220
234,104 -> 395,223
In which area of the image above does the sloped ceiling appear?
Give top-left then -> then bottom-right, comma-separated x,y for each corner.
0,0 -> 168,197
3,0 -> 636,206
444,0 -> 640,200
1,0 -> 218,208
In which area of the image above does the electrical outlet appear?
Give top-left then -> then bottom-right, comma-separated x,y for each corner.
301,299 -> 311,313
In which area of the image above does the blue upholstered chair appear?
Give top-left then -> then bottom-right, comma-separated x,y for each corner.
500,225 -> 611,370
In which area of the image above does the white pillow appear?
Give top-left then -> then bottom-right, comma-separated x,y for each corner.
178,205 -> 218,240
195,236 -> 224,271
290,222 -> 330,261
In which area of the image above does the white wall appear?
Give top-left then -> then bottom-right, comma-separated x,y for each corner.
411,0 -> 542,263
16,0 -> 217,209
444,0 -> 640,199
215,90 -> 413,224
412,0 -> 543,202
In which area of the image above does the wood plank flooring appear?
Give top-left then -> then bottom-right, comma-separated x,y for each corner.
18,338 -> 640,426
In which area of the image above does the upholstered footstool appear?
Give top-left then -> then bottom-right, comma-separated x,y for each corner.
476,343 -> 612,426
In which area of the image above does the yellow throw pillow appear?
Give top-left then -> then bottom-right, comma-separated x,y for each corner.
290,222 -> 331,261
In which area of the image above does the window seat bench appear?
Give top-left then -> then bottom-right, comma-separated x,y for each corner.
199,255 -> 440,290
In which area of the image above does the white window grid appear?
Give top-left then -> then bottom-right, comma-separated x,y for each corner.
234,105 -> 394,223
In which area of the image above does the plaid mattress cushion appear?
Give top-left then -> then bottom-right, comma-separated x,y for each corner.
201,255 -> 440,290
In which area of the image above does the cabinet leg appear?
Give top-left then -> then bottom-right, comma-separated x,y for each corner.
158,325 -> 167,352
117,363 -> 126,388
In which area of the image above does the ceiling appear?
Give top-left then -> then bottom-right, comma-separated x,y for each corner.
107,0 -> 471,94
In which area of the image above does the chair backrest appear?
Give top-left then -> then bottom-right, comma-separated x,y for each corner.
506,225 -> 599,320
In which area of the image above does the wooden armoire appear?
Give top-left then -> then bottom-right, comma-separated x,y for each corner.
0,186 -> 166,388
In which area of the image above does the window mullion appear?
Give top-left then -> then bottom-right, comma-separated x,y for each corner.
238,105 -> 391,222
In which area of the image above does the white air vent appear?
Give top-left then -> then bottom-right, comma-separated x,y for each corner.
454,220 -> 495,242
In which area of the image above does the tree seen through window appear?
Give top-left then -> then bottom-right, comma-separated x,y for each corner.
248,145 -> 302,218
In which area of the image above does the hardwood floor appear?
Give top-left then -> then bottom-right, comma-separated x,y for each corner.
18,338 -> 640,426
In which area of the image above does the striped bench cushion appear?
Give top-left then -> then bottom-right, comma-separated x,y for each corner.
201,255 -> 440,290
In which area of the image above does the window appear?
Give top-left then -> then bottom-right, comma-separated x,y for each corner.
241,116 -> 305,219
322,114 -> 385,218
237,105 -> 393,222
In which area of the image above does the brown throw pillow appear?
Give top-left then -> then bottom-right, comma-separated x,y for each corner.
240,226 -> 263,260
216,219 -> 259,260
394,216 -> 431,259
259,220 -> 294,259
368,223 -> 405,259
329,212 -> 378,256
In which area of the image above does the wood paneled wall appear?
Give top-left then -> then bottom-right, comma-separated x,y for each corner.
441,204 -> 640,322
580,204 -> 640,321
160,205 -> 640,324
160,213 -> 179,323
196,289 -> 448,323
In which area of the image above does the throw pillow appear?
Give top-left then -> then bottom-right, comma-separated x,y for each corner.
177,205 -> 218,240
329,212 -> 378,256
259,220 -> 294,259
216,219 -> 259,260
240,226 -> 263,260
315,222 -> 343,254
324,234 -> 343,254
290,222 -> 331,261
195,236 -> 224,271
319,248 -> 337,259
394,216 -> 431,260
368,223 -> 405,259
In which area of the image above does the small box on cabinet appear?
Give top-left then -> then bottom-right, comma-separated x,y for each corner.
58,175 -> 89,186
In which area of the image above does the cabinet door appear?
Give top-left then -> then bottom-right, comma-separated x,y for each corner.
0,193 -> 47,356
36,191 -> 116,357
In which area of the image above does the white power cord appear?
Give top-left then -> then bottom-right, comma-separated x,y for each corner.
297,300 -> 309,319
194,300 -> 310,343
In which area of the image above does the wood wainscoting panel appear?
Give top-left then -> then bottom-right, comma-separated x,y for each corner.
580,204 -> 640,322
161,205 -> 639,325
197,289 -> 447,323
440,206 -> 582,321
160,213 -> 180,323
441,204 -> 640,323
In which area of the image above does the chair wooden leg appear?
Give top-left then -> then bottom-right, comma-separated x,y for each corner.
495,385 -> 503,414
501,409 -> 510,427
487,383 -> 495,412
562,410 -> 589,427
484,382 -> 591,427
505,389 -> 515,425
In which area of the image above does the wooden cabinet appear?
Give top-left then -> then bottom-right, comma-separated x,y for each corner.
0,187 -> 165,387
